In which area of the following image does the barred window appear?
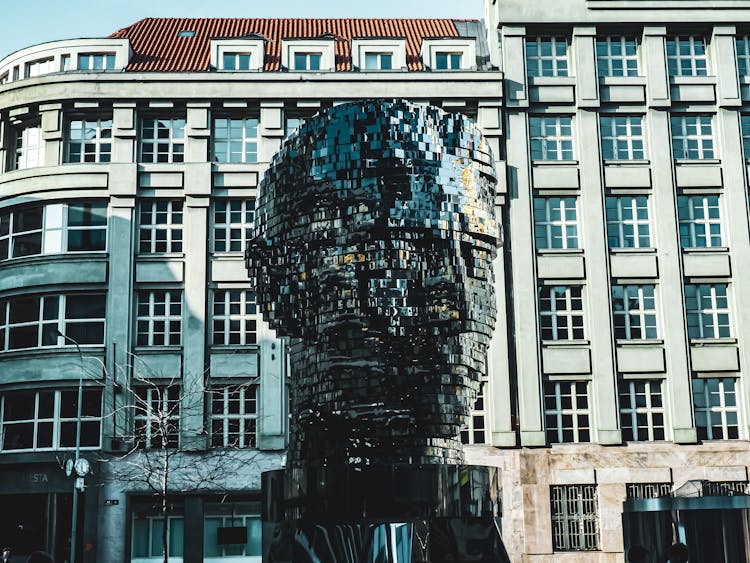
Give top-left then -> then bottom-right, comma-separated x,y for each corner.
605,196 -> 651,249
460,382 -> 487,445
138,200 -> 183,253
15,122 -> 45,170
550,484 -> 600,551
136,290 -> 182,346
612,285 -> 658,340
671,115 -> 714,160
544,381 -> 590,444
600,115 -> 644,160
619,380 -> 665,441
212,118 -> 259,163
212,290 -> 257,346
0,293 -> 106,352
693,378 -> 740,440
539,286 -> 585,341
677,195 -> 723,248
533,197 -> 578,250
529,116 -> 574,161
684,283 -> 731,339
596,37 -> 639,77
626,483 -> 672,500
526,37 -> 569,77
134,385 -> 180,449
667,35 -> 708,76
139,117 -> 185,163
210,385 -> 257,448
737,36 -> 750,76
212,199 -> 255,253
0,388 -> 102,452
66,117 -> 112,163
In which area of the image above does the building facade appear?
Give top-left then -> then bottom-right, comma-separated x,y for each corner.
0,18 -> 503,563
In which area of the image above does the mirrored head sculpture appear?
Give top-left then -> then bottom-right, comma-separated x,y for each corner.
247,100 -> 500,470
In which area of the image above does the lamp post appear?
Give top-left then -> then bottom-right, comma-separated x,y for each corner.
57,329 -> 85,563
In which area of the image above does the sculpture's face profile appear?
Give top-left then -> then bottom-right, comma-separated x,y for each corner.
247,100 -> 500,466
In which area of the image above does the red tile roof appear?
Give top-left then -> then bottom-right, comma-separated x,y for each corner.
109,18 -> 462,72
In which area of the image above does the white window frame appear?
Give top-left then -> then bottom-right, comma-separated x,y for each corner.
667,35 -> 708,77
209,384 -> 258,448
671,115 -> 714,160
131,513 -> 184,561
460,381 -> 488,445
77,53 -> 116,71
282,39 -> 335,71
596,36 -> 639,77
212,199 -> 255,253
693,378 -> 740,440
24,57 -> 55,79
0,388 -> 103,452
420,38 -> 476,71
605,196 -> 651,249
136,290 -> 182,346
210,39 -> 265,71
14,121 -> 45,170
612,284 -> 658,340
529,116 -> 574,161
618,380 -> 666,441
539,285 -> 585,341
737,36 -> 750,76
684,283 -> 731,339
211,117 -> 259,163
352,39 -> 406,71
533,197 -> 579,250
600,115 -> 645,160
212,290 -> 258,346
133,385 -> 181,449
66,117 -> 113,163
550,484 -> 600,551
677,195 -> 723,248
544,381 -> 591,444
138,200 -> 183,254
139,117 -> 185,163
526,36 -> 569,77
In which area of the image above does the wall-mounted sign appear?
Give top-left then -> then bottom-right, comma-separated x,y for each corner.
104,499 -> 120,506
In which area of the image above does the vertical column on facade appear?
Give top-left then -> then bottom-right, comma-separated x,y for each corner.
573,26 -> 600,109
713,26 -> 742,107
501,26 -> 529,109
260,101 -> 284,163
112,102 -> 136,162
40,103 -> 61,167
643,26 -> 671,107
186,102 -> 211,162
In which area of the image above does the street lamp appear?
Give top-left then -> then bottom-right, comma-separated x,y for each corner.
57,329 -> 88,563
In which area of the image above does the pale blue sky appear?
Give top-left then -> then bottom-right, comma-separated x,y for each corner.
0,0 -> 485,59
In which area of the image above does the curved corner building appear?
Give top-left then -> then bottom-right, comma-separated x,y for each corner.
248,99 -> 500,468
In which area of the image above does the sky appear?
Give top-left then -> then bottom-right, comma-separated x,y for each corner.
0,0 -> 485,59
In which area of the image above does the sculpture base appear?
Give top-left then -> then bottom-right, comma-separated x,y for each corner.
261,465 -> 510,562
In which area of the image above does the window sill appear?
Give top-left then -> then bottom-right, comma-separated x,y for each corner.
132,346 -> 183,354
531,160 -> 579,166
0,346 -> 105,360
681,246 -> 729,253
602,159 -> 650,166
528,76 -> 576,86
136,253 -> 185,260
669,75 -> 716,85
674,159 -> 721,165
599,75 -> 646,86
537,248 -> 584,255
690,338 -> 737,346
616,339 -> 664,346
541,340 -> 590,347
0,252 -> 108,269
210,345 -> 260,352
609,247 -> 656,254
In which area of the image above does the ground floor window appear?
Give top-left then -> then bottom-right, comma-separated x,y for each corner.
131,507 -> 184,562
204,501 -> 262,560
550,484 -> 600,551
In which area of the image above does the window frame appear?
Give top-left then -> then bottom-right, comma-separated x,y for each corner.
618,379 -> 666,441
611,284 -> 658,340
550,484 -> 600,551
133,384 -> 181,449
693,377 -> 740,440
131,513 -> 184,559
538,285 -> 585,341
77,53 -> 116,71
533,196 -> 579,250
596,36 -> 639,77
677,194 -> 723,248
529,115 -> 574,161
460,381 -> 488,445
684,283 -> 731,340
666,35 -> 708,77
599,115 -> 645,161
605,196 -> 651,249
293,52 -> 322,71
138,200 -> 183,254
211,198 -> 255,253
24,57 -> 55,79
670,114 -> 715,160
139,116 -> 186,164
526,36 -> 570,78
13,120 -> 45,170
209,384 -> 258,448
211,117 -> 259,164
544,381 -> 591,444
211,289 -> 258,346
221,52 -> 253,71
135,290 -> 183,347
737,36 -> 750,76
65,116 -> 113,163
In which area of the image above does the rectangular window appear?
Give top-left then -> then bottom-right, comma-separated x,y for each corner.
285,116 -> 303,139
435,52 -> 462,70
671,115 -> 714,160
138,200 -> 183,254
24,57 -> 55,79
210,384 -> 258,448
526,36 -> 569,77
529,116 -> 574,161
685,283 -> 731,339
677,195 -> 723,248
222,52 -> 252,70
626,483 -> 673,500
204,503 -> 262,558
600,115 -> 644,160
737,36 -> 750,76
212,118 -> 259,163
364,52 -> 393,70
133,385 -> 180,449
534,197 -> 578,250
293,52 -> 321,71
612,285 -> 658,340
132,514 -> 184,558
460,382 -> 487,445
667,35 -> 708,76
0,388 -> 102,452
212,199 -> 255,253
0,293 -> 106,351
550,484 -> 600,551
544,381 -> 591,444
596,37 -> 638,77
139,117 -> 185,163
741,114 -> 750,160
136,290 -> 182,346
605,196 -> 651,249
693,378 -> 740,440
66,118 -> 112,163
212,290 -> 257,346
77,53 -> 116,71
15,122 -> 45,170
619,380 -> 665,441
0,201 -> 107,260
0,72 -> 8,84
539,285 -> 584,341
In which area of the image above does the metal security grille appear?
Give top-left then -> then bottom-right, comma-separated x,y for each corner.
626,482 -> 672,500
703,481 -> 749,496
550,484 -> 600,551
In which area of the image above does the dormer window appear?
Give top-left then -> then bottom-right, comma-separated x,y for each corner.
420,38 -> 476,71
352,38 -> 406,71
78,53 -> 116,71
211,39 -> 264,71
282,39 -> 335,71
294,52 -> 321,71
436,52 -> 462,70
365,53 -> 392,70
223,53 -> 252,71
